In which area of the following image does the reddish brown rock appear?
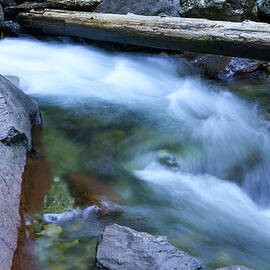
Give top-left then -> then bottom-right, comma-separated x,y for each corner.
65,172 -> 121,214
192,55 -> 265,79
192,54 -> 231,78
12,126 -> 52,270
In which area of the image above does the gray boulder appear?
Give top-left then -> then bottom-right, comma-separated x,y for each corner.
0,75 -> 40,270
95,0 -> 180,16
257,0 -> 270,22
216,266 -> 254,270
96,224 -> 201,270
179,0 -> 258,21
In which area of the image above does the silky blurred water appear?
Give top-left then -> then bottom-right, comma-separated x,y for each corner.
1,37 -> 270,269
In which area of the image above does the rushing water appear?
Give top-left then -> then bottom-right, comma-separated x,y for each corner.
1,37 -> 270,270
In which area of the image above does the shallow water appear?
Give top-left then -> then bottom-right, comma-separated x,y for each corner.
1,36 -> 270,269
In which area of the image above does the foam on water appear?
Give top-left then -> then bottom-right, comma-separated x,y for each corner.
1,36 -> 270,205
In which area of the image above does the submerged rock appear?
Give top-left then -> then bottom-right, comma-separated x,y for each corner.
95,0 -> 181,16
41,126 -> 85,175
96,224 -> 201,270
179,0 -> 258,21
65,172 -> 121,213
33,179 -> 74,233
157,150 -> 179,168
35,172 -> 121,232
41,223 -> 63,237
216,266 -> 254,270
0,75 -> 40,270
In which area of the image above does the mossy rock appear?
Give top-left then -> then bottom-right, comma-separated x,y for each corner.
33,179 -> 74,234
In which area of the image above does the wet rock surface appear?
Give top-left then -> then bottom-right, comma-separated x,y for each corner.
96,224 -> 201,270
218,58 -> 265,79
3,20 -> 21,36
191,54 -> 265,79
191,54 -> 231,78
95,0 -> 180,16
179,0 -> 258,21
0,75 -> 40,270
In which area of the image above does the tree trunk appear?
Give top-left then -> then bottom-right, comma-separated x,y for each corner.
11,9 -> 270,60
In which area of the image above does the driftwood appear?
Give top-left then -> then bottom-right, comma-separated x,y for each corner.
11,9 -> 270,60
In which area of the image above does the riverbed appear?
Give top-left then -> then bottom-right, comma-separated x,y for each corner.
1,36 -> 270,270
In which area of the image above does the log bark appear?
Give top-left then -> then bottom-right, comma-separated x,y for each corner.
12,9 -> 270,60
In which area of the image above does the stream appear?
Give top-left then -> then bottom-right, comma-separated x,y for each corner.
1,36 -> 270,270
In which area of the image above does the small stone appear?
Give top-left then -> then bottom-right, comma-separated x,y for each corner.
3,21 -> 22,37
42,224 -> 63,237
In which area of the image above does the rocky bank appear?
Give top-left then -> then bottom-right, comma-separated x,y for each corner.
0,75 -> 40,270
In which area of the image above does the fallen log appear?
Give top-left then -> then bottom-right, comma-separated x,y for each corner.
12,9 -> 270,60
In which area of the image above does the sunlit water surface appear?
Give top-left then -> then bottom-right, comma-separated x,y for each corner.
1,37 -> 270,270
